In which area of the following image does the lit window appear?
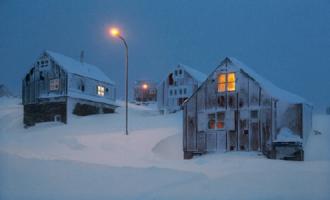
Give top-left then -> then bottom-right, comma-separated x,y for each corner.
208,113 -> 215,129
227,73 -> 236,91
49,79 -> 59,91
217,73 -> 236,92
97,85 -> 105,96
218,74 -> 226,92
217,112 -> 225,129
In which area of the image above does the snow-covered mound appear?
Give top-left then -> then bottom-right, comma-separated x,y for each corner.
305,114 -> 330,161
152,134 -> 182,160
274,127 -> 302,143
0,97 -> 329,200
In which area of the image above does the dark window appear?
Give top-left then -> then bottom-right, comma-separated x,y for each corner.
179,89 -> 182,95
216,112 -> 225,129
174,90 -> 177,95
239,99 -> 244,107
251,110 -> 258,118
244,130 -> 249,135
183,88 -> 187,94
228,95 -> 236,108
39,72 -> 44,80
208,113 -> 215,129
169,90 -> 173,96
168,73 -> 174,85
179,70 -> 182,74
218,95 -> 226,107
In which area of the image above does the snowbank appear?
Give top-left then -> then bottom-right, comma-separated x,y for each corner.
0,97 -> 329,200
274,127 -> 302,143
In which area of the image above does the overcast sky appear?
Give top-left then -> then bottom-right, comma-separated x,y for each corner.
0,0 -> 329,109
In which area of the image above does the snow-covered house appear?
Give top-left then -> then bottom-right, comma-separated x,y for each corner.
157,64 -> 207,113
22,51 -> 117,126
133,80 -> 157,103
183,57 -> 312,161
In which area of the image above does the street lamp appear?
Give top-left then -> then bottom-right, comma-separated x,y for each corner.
110,27 -> 129,135
142,83 -> 148,102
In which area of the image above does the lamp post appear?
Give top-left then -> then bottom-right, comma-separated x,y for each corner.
110,27 -> 129,135
142,83 -> 148,102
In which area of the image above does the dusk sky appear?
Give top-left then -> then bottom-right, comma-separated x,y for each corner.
1,0 -> 329,109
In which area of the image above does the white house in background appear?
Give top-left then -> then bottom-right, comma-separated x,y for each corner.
157,64 -> 207,113
22,50 -> 118,126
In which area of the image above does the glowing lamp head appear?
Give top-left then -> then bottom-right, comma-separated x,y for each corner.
142,83 -> 148,90
110,27 -> 120,37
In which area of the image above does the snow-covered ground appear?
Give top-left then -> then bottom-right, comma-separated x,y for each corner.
0,97 -> 329,200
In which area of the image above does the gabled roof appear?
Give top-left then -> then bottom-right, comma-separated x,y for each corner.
158,64 -> 207,88
178,64 -> 207,84
184,57 -> 310,106
222,57 -> 309,104
45,51 -> 114,84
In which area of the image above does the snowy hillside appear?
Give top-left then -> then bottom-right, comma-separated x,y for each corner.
0,97 -> 329,200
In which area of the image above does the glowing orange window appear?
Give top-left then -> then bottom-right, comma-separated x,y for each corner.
217,112 -> 225,129
217,74 -> 226,92
227,73 -> 236,92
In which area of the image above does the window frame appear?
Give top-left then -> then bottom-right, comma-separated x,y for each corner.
97,85 -> 105,96
49,79 -> 60,91
207,112 -> 226,130
217,72 -> 236,93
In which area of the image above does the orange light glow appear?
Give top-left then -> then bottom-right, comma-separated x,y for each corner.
218,74 -> 226,92
110,27 -> 120,37
227,73 -> 236,91
142,84 -> 148,90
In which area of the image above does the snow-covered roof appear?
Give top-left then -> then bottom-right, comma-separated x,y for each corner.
157,64 -> 207,88
178,64 -> 207,83
45,51 -> 114,85
274,127 -> 302,143
227,57 -> 308,104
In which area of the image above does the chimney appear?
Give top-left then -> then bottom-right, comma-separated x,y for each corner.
80,50 -> 84,63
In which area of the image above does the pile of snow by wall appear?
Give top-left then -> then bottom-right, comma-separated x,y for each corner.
305,114 -> 330,161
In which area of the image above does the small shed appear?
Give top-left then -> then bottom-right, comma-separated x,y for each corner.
133,80 -> 157,103
183,57 -> 312,161
157,64 -> 207,113
22,50 -> 118,126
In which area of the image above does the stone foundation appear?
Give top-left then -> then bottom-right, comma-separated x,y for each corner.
24,101 -> 67,127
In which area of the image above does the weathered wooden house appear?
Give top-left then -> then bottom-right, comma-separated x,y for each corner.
157,64 -> 207,113
183,57 -> 312,161
22,50 -> 118,126
133,80 -> 157,103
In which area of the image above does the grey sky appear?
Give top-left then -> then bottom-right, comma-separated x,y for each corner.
0,0 -> 329,109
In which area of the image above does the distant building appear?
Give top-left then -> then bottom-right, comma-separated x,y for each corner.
0,84 -> 14,97
157,64 -> 207,113
326,107 -> 330,115
22,50 -> 118,126
183,57 -> 312,161
133,80 -> 157,103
